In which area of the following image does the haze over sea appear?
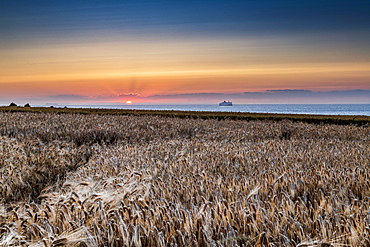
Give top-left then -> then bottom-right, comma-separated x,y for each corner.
45,104 -> 370,116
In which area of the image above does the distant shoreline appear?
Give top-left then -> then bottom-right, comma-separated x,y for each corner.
1,106 -> 369,126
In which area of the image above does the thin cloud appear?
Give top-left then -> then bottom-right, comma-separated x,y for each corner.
143,89 -> 370,103
48,94 -> 89,100
243,89 -> 370,99
6,89 -> 368,106
118,93 -> 141,97
147,93 -> 225,99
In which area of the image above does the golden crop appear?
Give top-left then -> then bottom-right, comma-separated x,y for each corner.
0,112 -> 369,246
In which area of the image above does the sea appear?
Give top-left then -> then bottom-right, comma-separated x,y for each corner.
55,104 -> 370,116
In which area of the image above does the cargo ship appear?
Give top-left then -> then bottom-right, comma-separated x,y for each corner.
219,101 -> 232,106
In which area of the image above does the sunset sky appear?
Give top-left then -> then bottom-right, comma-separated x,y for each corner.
1,0 -> 370,105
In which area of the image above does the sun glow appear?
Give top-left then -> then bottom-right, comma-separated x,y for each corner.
126,101 -> 132,104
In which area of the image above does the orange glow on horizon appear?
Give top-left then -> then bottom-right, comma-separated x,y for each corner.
126,100 -> 132,104
1,36 -> 369,103
2,63 -> 370,84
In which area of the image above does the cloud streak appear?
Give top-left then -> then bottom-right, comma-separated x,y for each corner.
30,89 -> 369,105
243,89 -> 370,99
142,90 -> 370,103
48,94 -> 89,100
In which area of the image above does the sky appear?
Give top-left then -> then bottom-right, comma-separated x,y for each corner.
1,0 -> 370,105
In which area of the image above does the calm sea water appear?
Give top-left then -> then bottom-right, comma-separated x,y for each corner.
63,104 -> 370,116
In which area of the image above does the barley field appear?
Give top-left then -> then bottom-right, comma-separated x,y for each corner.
0,111 -> 369,246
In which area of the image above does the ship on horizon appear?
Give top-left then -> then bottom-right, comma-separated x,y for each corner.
219,101 -> 232,106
